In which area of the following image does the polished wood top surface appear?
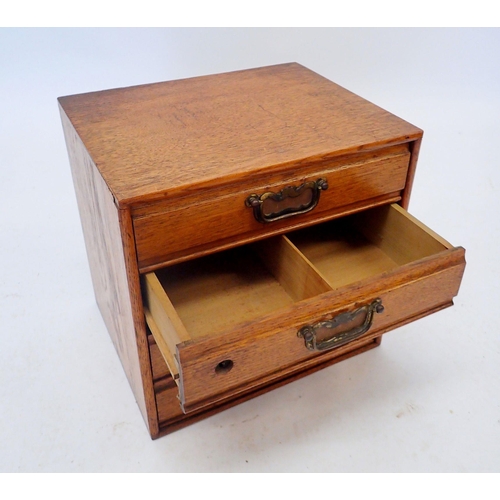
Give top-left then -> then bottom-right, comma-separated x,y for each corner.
58,63 -> 422,206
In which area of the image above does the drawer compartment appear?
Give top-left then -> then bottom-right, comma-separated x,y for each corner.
143,237 -> 332,384
143,204 -> 465,413
134,144 -> 411,271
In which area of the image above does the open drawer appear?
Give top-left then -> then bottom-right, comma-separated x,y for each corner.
142,204 -> 465,413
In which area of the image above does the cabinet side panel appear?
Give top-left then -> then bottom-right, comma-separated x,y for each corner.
60,106 -> 158,436
400,137 -> 422,209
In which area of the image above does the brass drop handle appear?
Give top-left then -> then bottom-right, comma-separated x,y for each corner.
245,178 -> 328,223
297,299 -> 384,351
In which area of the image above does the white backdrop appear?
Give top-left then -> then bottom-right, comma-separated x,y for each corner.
1,28 -> 499,473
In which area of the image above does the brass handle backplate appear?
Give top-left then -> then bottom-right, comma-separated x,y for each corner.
297,299 -> 384,352
245,178 -> 328,223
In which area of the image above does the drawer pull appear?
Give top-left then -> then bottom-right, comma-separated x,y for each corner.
245,178 -> 328,223
297,298 -> 384,351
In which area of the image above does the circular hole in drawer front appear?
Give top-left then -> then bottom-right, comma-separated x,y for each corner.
215,359 -> 234,375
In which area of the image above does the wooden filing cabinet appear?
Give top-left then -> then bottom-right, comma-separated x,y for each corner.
58,63 -> 466,439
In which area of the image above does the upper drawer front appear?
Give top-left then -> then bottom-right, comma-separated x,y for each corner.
143,204 -> 465,414
133,145 -> 411,271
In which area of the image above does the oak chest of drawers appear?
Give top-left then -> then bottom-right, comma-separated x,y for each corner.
59,63 -> 465,439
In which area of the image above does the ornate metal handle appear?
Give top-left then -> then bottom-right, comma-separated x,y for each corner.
245,178 -> 328,223
297,299 -> 384,352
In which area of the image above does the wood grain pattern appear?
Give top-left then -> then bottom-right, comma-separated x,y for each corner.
58,63 -> 422,207
287,204 -> 453,289
137,191 -> 403,273
155,335 -> 382,433
144,204 -> 465,413
145,308 -> 179,381
254,236 -> 332,302
155,293 -> 460,434
133,145 -> 411,269
177,249 -> 465,412
149,246 -> 295,340
154,294 -> 457,435
144,273 -> 191,343
60,106 -> 158,436
149,335 -> 171,381
352,204 -> 451,264
59,64 -> 464,438
289,220 -> 401,290
401,137 -> 422,210
118,208 -> 159,435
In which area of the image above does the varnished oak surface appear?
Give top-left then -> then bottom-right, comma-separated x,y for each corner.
60,107 -> 158,435
58,64 -> 464,438
176,252 -> 465,413
154,336 -> 384,435
144,205 -> 465,413
137,192 -> 403,273
133,145 -> 410,270
58,63 -> 422,206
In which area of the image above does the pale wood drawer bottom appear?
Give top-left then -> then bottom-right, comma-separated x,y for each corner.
143,204 -> 466,414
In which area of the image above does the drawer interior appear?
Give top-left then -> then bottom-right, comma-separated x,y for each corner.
288,203 -> 451,289
143,203 -> 455,386
150,240 -> 330,341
